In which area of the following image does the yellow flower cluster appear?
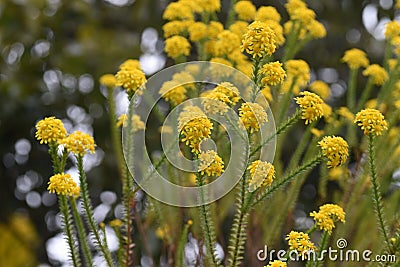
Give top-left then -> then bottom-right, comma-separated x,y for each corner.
132,115 -> 146,132
214,30 -> 241,57
286,231 -> 317,256
295,91 -> 324,124
234,1 -> 256,21
266,260 -> 287,267
61,131 -> 96,157
362,64 -> 388,86
188,22 -> 208,41
159,81 -> 187,106
309,80 -> 330,100
115,60 -> 146,94
385,20 -> 400,40
310,204 -> 345,235
241,21 -> 277,58
239,102 -> 268,133
259,61 -> 286,86
164,35 -> 191,59
354,108 -> 388,136
35,117 -> 67,145
318,136 -> 349,168
286,59 -> 310,86
247,160 -> 275,190
341,48 -> 369,69
198,150 -> 225,177
178,106 -> 213,154
202,82 -> 240,115
109,219 -> 123,228
255,6 -> 281,22
48,173 -> 80,198
99,74 -> 117,88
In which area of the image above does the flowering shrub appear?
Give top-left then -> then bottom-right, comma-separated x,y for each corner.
26,0 -> 400,266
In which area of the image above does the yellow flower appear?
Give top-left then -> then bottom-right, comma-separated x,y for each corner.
285,59 -> 310,86
188,22 -> 208,42
155,225 -> 170,240
234,1 -> 256,21
341,48 -> 369,69
295,91 -> 324,124
310,128 -> 324,137
159,80 -> 187,106
61,131 -> 96,157
255,6 -> 281,22
362,64 -> 388,86
99,74 -> 117,88
266,260 -> 287,267
165,36 -> 191,59
239,102 -> 268,133
172,71 -> 195,89
132,115 -> 145,132
229,21 -> 249,38
214,30 -> 241,56
163,21 -> 190,38
290,7 -> 316,25
247,160 -> 275,190
284,21 -> 307,40
307,19 -> 326,39
119,59 -> 142,71
310,204 -> 345,235
318,136 -> 349,168
328,166 -> 347,181
163,2 -> 194,21
354,108 -> 388,136
116,114 -> 127,128
115,68 -> 146,94
178,106 -> 213,154
286,231 -> 317,256
264,20 -> 285,46
202,82 -> 240,115
48,173 -> 80,198
336,107 -> 354,121
210,57 -> 233,78
215,82 -> 241,105
241,21 -> 277,58
285,0 -> 307,16
309,80 -> 330,100
259,61 -> 286,86
109,219 -> 123,228
207,21 -> 224,38
35,117 -> 67,145
385,20 -> 400,40
198,0 -> 221,13
198,150 -> 225,177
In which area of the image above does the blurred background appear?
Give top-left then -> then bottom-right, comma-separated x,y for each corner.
0,0 -> 395,265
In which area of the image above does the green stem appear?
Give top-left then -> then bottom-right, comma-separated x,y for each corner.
347,68 -> 358,112
77,156 -> 114,267
313,231 -> 329,267
251,57 -> 262,101
356,78 -> 374,111
282,21 -> 301,62
383,40 -> 392,70
249,154 -> 323,210
368,135 -> 392,253
59,195 -> 81,267
225,0 -> 238,28
277,77 -> 298,124
197,173 -> 220,266
70,198 -> 94,267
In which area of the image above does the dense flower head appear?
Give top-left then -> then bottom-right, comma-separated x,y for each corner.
255,6 -> 281,22
163,21 -> 190,38
309,80 -> 330,100
163,2 -> 194,21
266,260 -> 287,267
318,136 -> 349,168
207,21 -> 224,38
259,61 -> 286,86
99,74 -> 117,88
215,82 -> 240,104
35,117 -> 67,145
61,131 -> 96,157
209,58 -> 233,77
264,20 -> 285,46
198,0 -> 221,13
362,64 -> 388,86
119,59 -> 142,71
354,108 -> 388,136
234,1 -> 256,21
202,82 -> 240,115
385,20 -> 400,40
247,160 -> 275,191
48,173 -> 80,198
214,30 -> 241,56
341,48 -> 369,69
290,7 -> 316,25
285,59 -> 310,86
239,102 -> 268,133
285,0 -> 307,17
115,68 -> 146,94
159,80 -> 188,106
295,91 -> 324,124
310,204 -> 345,235
178,106 -> 213,154
172,71 -> 195,88
132,115 -> 146,132
164,36 -> 191,59
198,150 -> 225,177
229,21 -> 249,38
337,107 -> 354,121
241,21 -> 277,58
307,20 -> 326,39
188,22 -> 208,42
286,231 -> 317,256
109,219 -> 123,228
